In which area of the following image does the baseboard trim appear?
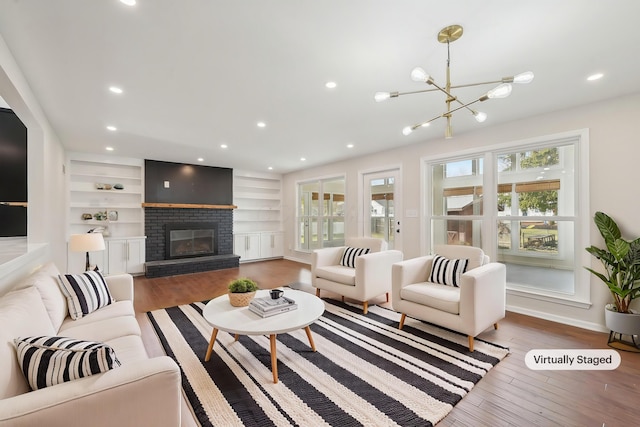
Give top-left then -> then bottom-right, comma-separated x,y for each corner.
506,304 -> 608,333
284,255 -> 310,265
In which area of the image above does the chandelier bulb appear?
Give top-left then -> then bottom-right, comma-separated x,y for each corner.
374,92 -> 391,102
513,71 -> 535,84
402,126 -> 414,136
410,67 -> 431,83
487,83 -> 512,99
474,111 -> 487,123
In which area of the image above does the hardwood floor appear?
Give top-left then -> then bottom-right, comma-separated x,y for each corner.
134,259 -> 640,427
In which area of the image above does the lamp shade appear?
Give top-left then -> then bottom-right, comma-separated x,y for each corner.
69,233 -> 105,253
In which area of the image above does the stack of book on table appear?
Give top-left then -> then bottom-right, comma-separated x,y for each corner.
249,296 -> 297,318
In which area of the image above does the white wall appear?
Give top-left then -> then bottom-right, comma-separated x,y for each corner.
0,33 -> 66,293
282,92 -> 640,331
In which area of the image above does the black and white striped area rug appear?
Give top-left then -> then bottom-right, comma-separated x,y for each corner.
147,298 -> 509,426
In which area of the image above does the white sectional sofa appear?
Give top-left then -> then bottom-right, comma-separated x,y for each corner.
0,262 -> 182,427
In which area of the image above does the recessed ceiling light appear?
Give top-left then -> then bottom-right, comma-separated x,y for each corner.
106,125 -> 117,131
325,81 -> 337,89
105,146 -> 114,151
220,144 -> 228,149
347,144 -> 354,148
197,158 -> 204,162
120,0 -> 136,6
257,121 -> 266,128
587,73 -> 604,81
300,157 -> 306,161
109,86 -> 123,94
268,166 -> 273,170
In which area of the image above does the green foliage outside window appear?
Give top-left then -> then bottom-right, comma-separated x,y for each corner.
497,148 -> 559,215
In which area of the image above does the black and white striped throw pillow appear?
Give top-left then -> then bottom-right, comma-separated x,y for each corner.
58,270 -> 113,320
14,336 -> 121,390
429,255 -> 469,287
339,247 -> 371,268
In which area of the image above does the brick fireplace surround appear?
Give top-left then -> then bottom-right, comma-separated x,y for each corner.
144,207 -> 239,278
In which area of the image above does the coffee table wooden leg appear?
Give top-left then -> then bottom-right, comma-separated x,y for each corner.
234,333 -> 240,341
270,334 -> 278,383
304,326 -> 316,352
205,328 -> 219,362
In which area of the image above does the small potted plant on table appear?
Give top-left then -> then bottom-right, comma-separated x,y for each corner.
228,278 -> 259,307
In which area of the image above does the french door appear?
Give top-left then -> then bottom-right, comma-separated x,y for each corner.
363,169 -> 401,250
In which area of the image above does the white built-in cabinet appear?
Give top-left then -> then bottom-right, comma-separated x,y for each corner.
234,233 -> 261,261
106,237 -> 146,275
233,170 -> 283,262
260,231 -> 284,259
66,153 -> 146,274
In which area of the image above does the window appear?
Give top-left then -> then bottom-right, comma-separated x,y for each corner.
297,176 -> 345,250
496,144 -> 575,294
430,156 -> 484,247
425,131 -> 590,305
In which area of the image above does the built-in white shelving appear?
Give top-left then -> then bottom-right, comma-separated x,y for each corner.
233,170 -> 283,261
66,153 -> 146,274
67,153 -> 144,238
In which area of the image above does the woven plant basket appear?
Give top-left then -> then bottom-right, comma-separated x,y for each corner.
228,291 -> 256,307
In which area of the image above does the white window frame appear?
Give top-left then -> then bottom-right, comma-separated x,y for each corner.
421,129 -> 591,308
295,174 -> 346,252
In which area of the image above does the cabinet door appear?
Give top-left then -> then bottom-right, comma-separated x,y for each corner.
107,240 -> 128,275
233,234 -> 247,258
126,238 -> 145,274
260,232 -> 283,258
234,233 -> 261,261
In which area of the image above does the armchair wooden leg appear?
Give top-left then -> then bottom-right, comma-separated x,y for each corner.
342,296 -> 345,302
315,288 -> 320,297
362,301 -> 368,314
494,323 -> 499,330
386,292 -> 389,303
468,336 -> 474,352
399,313 -> 406,330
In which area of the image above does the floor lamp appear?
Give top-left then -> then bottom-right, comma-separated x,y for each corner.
69,232 -> 106,271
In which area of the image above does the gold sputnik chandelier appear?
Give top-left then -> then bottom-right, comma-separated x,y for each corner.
375,25 -> 534,139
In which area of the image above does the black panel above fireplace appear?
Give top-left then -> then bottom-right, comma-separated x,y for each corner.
145,159 -> 232,205
165,222 -> 218,260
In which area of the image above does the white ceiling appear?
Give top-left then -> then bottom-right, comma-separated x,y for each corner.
0,0 -> 639,173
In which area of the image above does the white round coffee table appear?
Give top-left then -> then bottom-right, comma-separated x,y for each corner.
203,289 -> 324,383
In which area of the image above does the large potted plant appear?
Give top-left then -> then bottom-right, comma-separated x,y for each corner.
227,278 -> 259,307
585,211 -> 640,343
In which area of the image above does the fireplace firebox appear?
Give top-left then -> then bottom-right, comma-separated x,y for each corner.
165,222 -> 218,260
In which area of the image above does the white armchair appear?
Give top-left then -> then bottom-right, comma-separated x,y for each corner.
391,245 -> 506,351
312,237 -> 403,314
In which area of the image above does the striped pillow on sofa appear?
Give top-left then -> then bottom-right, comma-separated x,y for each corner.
13,336 -> 120,390
429,255 -> 469,287
58,270 -> 113,320
339,247 -> 371,268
